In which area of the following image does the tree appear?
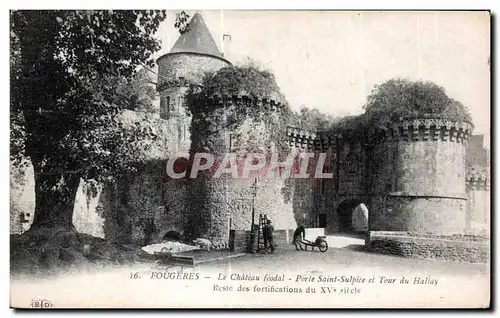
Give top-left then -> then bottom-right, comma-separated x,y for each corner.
294,106 -> 335,131
10,10 -> 188,232
112,68 -> 158,113
363,78 -> 473,129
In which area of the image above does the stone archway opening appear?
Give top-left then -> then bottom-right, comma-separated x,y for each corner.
336,199 -> 369,234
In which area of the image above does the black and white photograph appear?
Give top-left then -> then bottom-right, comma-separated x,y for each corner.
9,8 -> 491,309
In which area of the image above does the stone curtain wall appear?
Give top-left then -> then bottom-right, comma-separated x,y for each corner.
12,110 -> 176,243
226,178 -> 296,231
125,163 -> 165,244
466,175 -> 490,235
286,131 -> 368,234
337,140 -> 366,195
158,178 -> 189,239
101,177 -> 135,244
290,178 -> 316,228
367,231 -> 489,263
98,161 -> 190,245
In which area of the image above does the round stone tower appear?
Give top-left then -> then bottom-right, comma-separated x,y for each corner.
186,92 -> 295,247
156,13 -> 231,152
369,118 -> 473,235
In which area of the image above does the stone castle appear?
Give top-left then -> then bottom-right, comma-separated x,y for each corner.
10,13 -> 490,249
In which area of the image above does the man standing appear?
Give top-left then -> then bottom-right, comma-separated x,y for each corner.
262,220 -> 275,253
142,218 -> 157,246
293,224 -> 306,251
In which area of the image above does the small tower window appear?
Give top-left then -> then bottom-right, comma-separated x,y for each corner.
166,96 -> 170,113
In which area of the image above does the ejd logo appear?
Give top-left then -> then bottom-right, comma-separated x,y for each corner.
30,298 -> 53,308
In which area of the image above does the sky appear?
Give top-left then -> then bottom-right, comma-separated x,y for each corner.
154,10 -> 490,142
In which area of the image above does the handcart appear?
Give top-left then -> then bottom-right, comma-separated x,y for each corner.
138,247 -> 196,271
296,236 -> 328,252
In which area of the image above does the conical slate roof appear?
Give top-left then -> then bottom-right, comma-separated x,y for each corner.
169,13 -> 223,58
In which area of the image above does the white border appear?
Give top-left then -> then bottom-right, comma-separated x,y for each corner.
2,0 -> 497,317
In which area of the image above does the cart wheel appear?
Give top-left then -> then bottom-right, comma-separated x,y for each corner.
319,241 -> 328,252
154,260 -> 162,268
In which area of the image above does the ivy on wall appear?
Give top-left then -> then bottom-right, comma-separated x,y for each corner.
156,78 -> 190,92
363,78 -> 473,129
186,65 -> 294,160
322,78 -> 474,142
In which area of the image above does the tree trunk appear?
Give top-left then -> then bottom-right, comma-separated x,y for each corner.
29,169 -> 81,231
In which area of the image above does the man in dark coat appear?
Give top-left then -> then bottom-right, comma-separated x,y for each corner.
293,224 -> 306,251
262,220 -> 275,253
142,218 -> 157,246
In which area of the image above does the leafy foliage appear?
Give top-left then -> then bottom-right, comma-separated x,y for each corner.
174,11 -> 191,34
9,10 -> 189,229
363,78 -> 473,129
187,64 -> 285,112
186,64 -> 293,159
322,78 -> 474,141
292,106 -> 336,131
113,68 -> 158,113
329,115 -> 367,134
9,10 -> 189,183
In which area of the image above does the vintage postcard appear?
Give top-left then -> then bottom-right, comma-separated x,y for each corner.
9,10 -> 490,308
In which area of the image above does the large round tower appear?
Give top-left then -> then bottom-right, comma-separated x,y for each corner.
186,92 -> 295,247
369,117 -> 473,235
156,13 -> 231,152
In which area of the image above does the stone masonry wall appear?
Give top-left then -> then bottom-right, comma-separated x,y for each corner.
369,119 -> 472,235
288,133 -> 367,234
369,196 -> 466,234
338,139 -> 366,196
466,189 -> 490,235
466,174 -> 490,235
230,229 -> 294,253
188,96 -> 296,246
7,54 -> 232,244
367,231 -> 489,263
157,53 -> 230,86
159,86 -> 191,152
288,118 -> 474,236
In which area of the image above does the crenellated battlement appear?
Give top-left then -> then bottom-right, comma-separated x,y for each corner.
287,117 -> 474,152
286,128 -> 344,150
369,118 -> 473,144
466,172 -> 490,191
286,127 -> 319,150
202,92 -> 287,112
